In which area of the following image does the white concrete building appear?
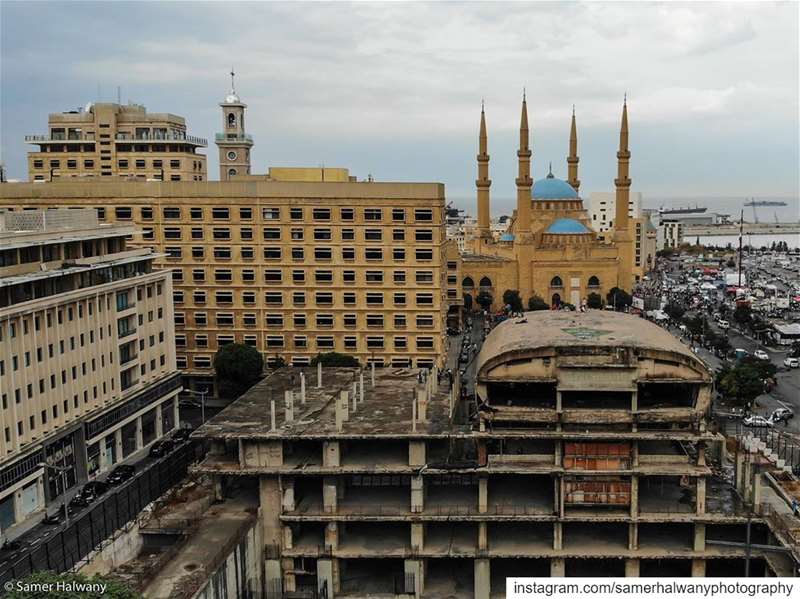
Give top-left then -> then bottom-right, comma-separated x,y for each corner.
589,191 -> 642,233
657,220 -> 684,250
0,209 -> 180,537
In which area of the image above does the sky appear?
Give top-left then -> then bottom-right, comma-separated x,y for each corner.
1,1 -> 798,215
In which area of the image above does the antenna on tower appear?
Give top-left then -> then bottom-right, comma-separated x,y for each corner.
230,67 -> 236,93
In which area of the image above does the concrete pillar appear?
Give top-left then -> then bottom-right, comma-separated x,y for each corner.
359,372 -> 365,403
135,416 -> 143,450
630,476 -> 639,517
697,442 -> 706,466
371,361 -> 375,387
323,477 -> 338,513
693,523 -> 705,552
474,558 -> 490,599
317,558 -> 334,597
409,441 -> 426,467
282,525 -> 293,550
550,558 -> 565,577
411,522 -> 425,551
478,477 -> 488,514
478,522 -> 488,551
411,476 -> 424,513
752,471 -> 763,506
282,558 -> 296,593
417,390 -> 427,421
282,479 -> 295,512
553,522 -> 563,550
300,372 -> 306,404
735,449 -> 745,493
115,428 -> 123,462
556,390 -> 562,413
630,390 -> 637,412
317,362 -> 323,388
99,435 -> 109,470
628,522 -> 638,550
270,400 -> 276,431
339,391 -> 349,422
625,559 -> 640,577
554,440 -> 562,466
323,441 -> 340,467
214,475 -> 224,501
284,390 -> 294,422
696,478 -> 706,515
155,403 -> 163,438
691,558 -> 706,577
558,477 -> 565,518
325,522 -> 338,551
265,559 -> 282,599
260,476 -> 283,548
405,559 -> 425,597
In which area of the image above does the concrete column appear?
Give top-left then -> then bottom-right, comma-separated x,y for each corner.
282,479 -> 295,512
213,475 -> 224,501
474,558 -> 490,599
630,476 -> 639,517
115,429 -> 123,462
554,440 -> 562,466
323,441 -> 340,467
325,522 -> 339,551
697,442 -> 707,466
282,558 -> 296,593
693,523 -> 705,552
550,558 -> 565,577
405,559 -> 425,597
411,476 -> 424,513
409,441 -> 426,467
323,477 -> 338,514
411,522 -> 425,551
734,449 -> 745,493
317,558 -> 335,597
98,435 -> 109,470
173,398 -> 180,429
265,559 -> 282,599
317,362 -> 323,388
555,390 -> 562,413
282,525 -> 293,550
260,476 -> 283,548
155,403 -> 163,438
625,559 -> 640,577
135,416 -> 143,449
628,522 -> 638,550
696,478 -> 706,515
339,391 -> 349,422
553,522 -> 563,550
630,390 -> 637,412
478,522 -> 488,551
300,372 -> 306,403
478,477 -> 488,514
558,477 -> 565,518
691,558 -> 706,577
752,471 -> 763,506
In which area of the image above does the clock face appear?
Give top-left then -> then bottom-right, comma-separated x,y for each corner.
227,151 -> 237,161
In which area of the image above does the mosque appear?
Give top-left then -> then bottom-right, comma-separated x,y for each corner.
461,95 -> 637,310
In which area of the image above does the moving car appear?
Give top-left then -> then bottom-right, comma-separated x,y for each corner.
717,320 -> 730,330
148,438 -> 175,458
43,505 -> 67,525
754,350 -> 770,361
1,539 -> 21,552
76,480 -> 109,503
107,464 -> 136,486
784,357 -> 800,369
742,415 -> 773,428
68,494 -> 91,509
771,408 -> 794,424
171,427 -> 193,442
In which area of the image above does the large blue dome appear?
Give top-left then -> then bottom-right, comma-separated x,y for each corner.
546,218 -> 590,234
532,174 -> 578,200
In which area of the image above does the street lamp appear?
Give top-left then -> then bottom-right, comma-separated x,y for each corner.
37,463 -> 70,527
183,388 -> 208,424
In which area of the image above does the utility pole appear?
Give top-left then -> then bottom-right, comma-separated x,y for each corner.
738,209 -> 744,287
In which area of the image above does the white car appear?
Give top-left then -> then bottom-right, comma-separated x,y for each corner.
743,415 -> 773,428
784,357 -> 800,369
754,350 -> 770,361
718,320 -> 730,330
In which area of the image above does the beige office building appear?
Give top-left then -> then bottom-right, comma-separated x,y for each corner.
0,209 -> 180,536
25,102 -> 207,182
0,179 -> 461,395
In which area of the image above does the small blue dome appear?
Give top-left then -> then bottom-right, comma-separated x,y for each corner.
532,173 -> 578,200
546,218 -> 590,234
499,233 -> 515,242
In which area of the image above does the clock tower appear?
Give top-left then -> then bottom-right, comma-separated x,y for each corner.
216,69 -> 253,180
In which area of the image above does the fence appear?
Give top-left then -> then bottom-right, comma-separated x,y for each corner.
0,442 -> 198,586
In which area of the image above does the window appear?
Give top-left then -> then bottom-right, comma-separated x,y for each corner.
293,314 -> 307,327
344,314 -> 357,327
214,269 -> 232,282
342,228 -> 355,241
314,228 -> 332,241
392,248 -> 406,260
292,292 -> 306,305
241,247 -> 254,259
216,313 -> 234,326
193,356 -> 212,369
244,334 -> 257,347
191,247 -> 205,259
417,337 -> 435,349
194,312 -> 207,326
264,269 -> 282,283
67,160 -> 77,169
165,246 -> 182,259
365,208 -> 382,221
394,292 -> 406,305
366,314 -> 384,327
416,271 -> 434,283
365,271 -> 383,283
263,227 -> 281,240
84,159 -> 94,168
242,269 -> 255,282
163,207 -> 181,219
393,229 -> 405,241
343,270 -> 356,283
290,207 -> 303,220
365,248 -> 383,260
170,160 -> 181,169
315,247 -> 332,260
416,293 -> 434,305
316,314 -> 334,327
215,291 -> 233,304
212,207 -> 230,219
394,314 -> 407,327
315,270 -> 333,283
312,208 -> 330,220
173,290 -> 184,303
265,335 -> 284,348
550,276 -> 563,287
415,249 -> 433,261
190,207 -> 203,220
140,207 -> 153,220
588,275 -> 600,288
193,290 -> 206,304
240,207 -> 252,219
344,336 -> 357,350
242,291 -> 256,305
343,292 -> 356,305
263,207 -> 280,220
195,333 -> 208,347
291,247 -> 304,260
392,208 -> 405,221
394,271 -> 406,284
264,247 -> 282,260
315,292 -> 333,306
414,209 -> 433,222
291,228 -> 304,241
416,315 -> 434,327
341,208 -> 354,220
365,229 -> 382,241
394,337 -> 408,349
415,229 -> 433,242
316,336 -> 334,349
342,247 -> 355,260
265,292 -> 283,305
367,336 -> 384,349
192,269 -> 206,282
213,227 -> 231,240
213,247 -> 232,259
293,270 -> 306,283
366,292 -> 383,305
164,228 -> 181,240
135,159 -> 146,169
266,314 -> 284,327
115,207 -> 132,220
294,335 -> 307,348
447,261 -> 458,271
191,227 -> 203,240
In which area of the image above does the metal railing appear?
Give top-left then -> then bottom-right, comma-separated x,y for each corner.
115,132 -> 207,145
214,132 -> 253,143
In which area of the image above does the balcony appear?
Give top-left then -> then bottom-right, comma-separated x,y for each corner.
25,134 -> 92,143
214,133 -> 253,144
115,132 -> 207,146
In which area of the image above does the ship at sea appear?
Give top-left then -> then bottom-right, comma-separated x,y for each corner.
658,204 -> 707,215
743,199 -> 787,207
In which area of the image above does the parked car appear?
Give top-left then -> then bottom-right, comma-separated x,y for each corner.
784,357 -> 800,369
43,505 -> 67,525
148,439 -> 175,458
1,538 -> 21,552
68,494 -> 91,509
743,415 -> 773,428
107,464 -> 136,486
771,408 -> 794,424
717,320 -> 730,330
171,427 -> 193,442
754,350 -> 770,361
76,480 -> 109,503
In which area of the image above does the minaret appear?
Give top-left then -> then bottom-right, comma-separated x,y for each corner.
515,91 -> 532,235
216,69 -> 254,181
567,105 -> 580,192
614,96 -> 634,290
476,101 -> 492,240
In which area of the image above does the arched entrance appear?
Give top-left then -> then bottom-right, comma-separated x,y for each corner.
551,293 -> 562,307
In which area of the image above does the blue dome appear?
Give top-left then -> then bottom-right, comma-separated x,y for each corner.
499,233 -> 515,242
546,218 -> 590,234
532,174 -> 578,200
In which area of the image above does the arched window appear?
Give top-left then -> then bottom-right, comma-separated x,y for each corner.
228,168 -> 237,178
479,276 -> 492,289
588,275 -> 600,288
227,113 -> 236,127
462,276 -> 475,290
550,276 -> 563,288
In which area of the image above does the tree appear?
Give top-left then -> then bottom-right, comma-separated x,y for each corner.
528,295 -> 549,311
213,343 -> 264,399
664,302 -> 685,322
476,291 -> 493,311
587,292 -> 603,309
502,289 -> 524,313
462,293 -> 473,312
311,352 -> 360,367
733,303 -> 752,327
5,571 -> 141,599
606,287 -> 632,310
716,357 -> 775,407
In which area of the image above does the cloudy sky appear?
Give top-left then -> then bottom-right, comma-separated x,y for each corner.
1,1 -> 798,213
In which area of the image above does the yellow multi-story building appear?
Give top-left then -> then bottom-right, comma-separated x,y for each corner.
25,102 -> 207,182
0,179 -> 459,395
0,209 -> 180,535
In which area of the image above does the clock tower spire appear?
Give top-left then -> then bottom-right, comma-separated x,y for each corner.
215,68 -> 254,180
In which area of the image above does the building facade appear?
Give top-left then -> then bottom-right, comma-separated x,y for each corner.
195,311 -> 782,598
25,102 -> 207,182
0,209 -> 180,536
461,99 -> 636,310
0,179 -> 457,394
588,191 -> 642,234
657,220 -> 685,250
215,72 -> 254,181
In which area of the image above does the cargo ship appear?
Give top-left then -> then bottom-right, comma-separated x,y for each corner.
744,199 -> 788,207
